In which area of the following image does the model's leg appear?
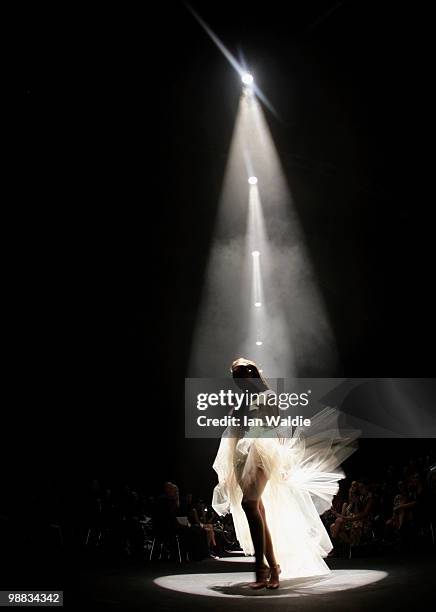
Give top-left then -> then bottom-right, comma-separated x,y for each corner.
258,499 -> 277,568
259,498 -> 281,588
241,468 -> 268,570
240,466 -> 272,587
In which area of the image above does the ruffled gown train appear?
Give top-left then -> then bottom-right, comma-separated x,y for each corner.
212,406 -> 359,579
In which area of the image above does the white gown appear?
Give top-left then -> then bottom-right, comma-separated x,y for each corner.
212,392 -> 359,579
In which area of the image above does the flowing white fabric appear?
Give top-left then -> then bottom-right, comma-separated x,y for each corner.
212,401 -> 359,579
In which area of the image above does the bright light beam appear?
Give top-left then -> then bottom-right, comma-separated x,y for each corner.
241,72 -> 254,85
188,91 -> 338,379
243,180 -> 295,376
184,3 -> 279,118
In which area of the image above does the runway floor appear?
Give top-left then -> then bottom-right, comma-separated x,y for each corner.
72,550 -> 435,611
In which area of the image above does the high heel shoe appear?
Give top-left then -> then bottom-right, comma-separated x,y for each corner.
248,566 -> 270,589
266,564 -> 281,589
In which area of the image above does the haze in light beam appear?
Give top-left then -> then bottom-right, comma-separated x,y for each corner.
188,94 -> 337,379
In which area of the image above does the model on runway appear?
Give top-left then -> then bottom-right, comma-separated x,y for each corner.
212,357 -> 359,589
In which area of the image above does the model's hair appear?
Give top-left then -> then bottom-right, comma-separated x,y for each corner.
230,357 -> 269,388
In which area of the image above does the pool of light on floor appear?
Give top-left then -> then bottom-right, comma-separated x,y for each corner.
154,568 -> 388,598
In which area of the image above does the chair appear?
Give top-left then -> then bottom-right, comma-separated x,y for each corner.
348,525 -> 377,558
84,525 -> 103,547
50,523 -> 64,547
418,520 -> 435,545
149,532 -> 183,562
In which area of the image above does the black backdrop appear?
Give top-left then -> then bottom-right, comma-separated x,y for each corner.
20,1 -> 435,499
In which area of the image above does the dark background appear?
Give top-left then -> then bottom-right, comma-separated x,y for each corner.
20,1 -> 435,499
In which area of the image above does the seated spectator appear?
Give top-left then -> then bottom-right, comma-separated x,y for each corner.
386,480 -> 411,533
152,482 -> 182,537
404,473 -> 431,531
151,483 -> 209,561
179,494 -> 218,557
330,480 -> 374,547
119,485 -> 146,556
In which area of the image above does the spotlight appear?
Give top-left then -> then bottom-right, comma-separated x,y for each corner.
252,250 -> 260,257
248,176 -> 258,185
254,302 -> 262,307
256,341 -> 263,346
241,72 -> 254,85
